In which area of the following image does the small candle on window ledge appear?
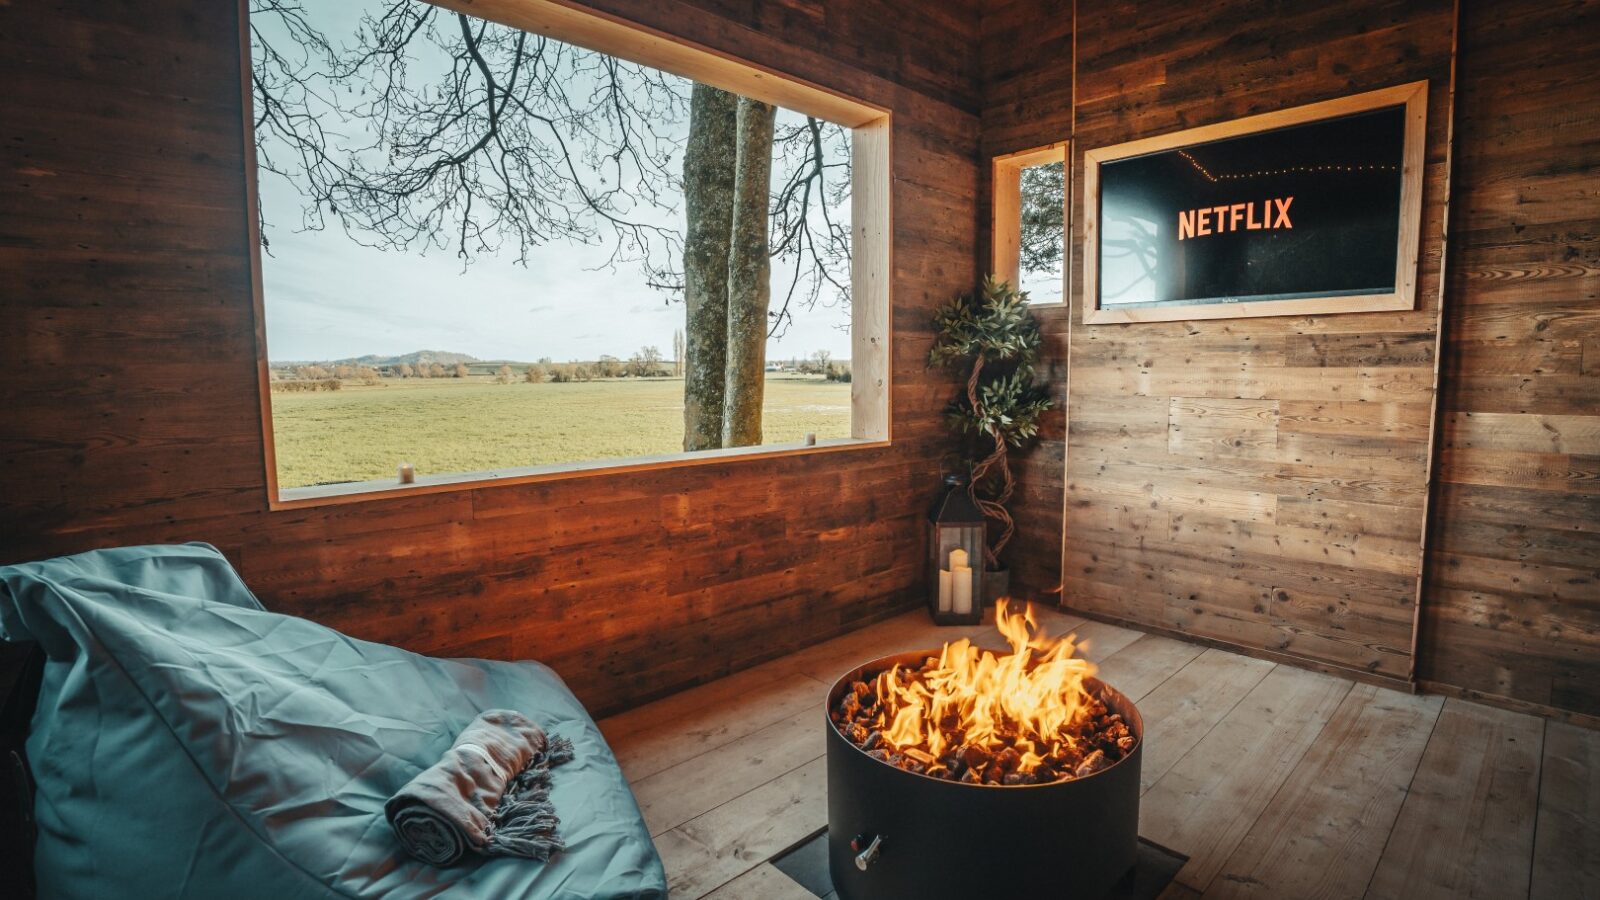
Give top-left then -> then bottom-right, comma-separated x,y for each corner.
804,432 -> 817,446
398,462 -> 415,484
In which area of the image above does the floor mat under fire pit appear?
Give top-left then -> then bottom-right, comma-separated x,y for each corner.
768,829 -> 1188,899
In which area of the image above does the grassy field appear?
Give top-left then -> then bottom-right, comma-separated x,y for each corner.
270,374 -> 850,487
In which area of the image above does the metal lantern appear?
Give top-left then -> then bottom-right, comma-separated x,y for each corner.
927,474 -> 985,625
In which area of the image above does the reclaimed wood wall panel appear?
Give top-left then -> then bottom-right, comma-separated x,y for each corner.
977,0 -> 1074,601
0,0 -> 981,716
981,0 -> 1457,682
1419,0 -> 1600,719
985,0 -> 1600,720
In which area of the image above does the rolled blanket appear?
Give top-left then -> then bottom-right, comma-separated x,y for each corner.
384,709 -> 576,867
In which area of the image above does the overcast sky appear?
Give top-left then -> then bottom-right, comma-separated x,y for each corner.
253,1 -> 853,364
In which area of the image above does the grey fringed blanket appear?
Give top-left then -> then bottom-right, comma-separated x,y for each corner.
385,709 -> 575,867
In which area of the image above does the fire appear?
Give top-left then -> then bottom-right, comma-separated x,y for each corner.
877,599 -> 1095,774
832,600 -> 1133,784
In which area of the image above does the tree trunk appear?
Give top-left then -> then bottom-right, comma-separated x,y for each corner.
682,84 -> 738,451
721,96 -> 776,448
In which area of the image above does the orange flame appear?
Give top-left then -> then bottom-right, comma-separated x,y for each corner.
871,599 -> 1097,776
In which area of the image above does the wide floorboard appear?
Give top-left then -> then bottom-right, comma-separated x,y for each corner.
598,606 -> 1600,899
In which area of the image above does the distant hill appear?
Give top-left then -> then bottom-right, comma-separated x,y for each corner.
272,350 -> 481,368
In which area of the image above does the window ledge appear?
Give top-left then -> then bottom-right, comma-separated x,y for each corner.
270,436 -> 890,510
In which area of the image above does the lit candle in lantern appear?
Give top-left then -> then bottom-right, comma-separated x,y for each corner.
949,548 -> 973,615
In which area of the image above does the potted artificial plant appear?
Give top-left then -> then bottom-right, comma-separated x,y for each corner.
929,276 -> 1054,602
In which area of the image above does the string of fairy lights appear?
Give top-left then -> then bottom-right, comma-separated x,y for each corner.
1177,149 -> 1398,183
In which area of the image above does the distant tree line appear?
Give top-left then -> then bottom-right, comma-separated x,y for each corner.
269,344 -> 851,389
271,361 -> 473,385
388,362 -> 470,379
275,363 -> 382,382
521,346 -> 670,383
769,349 -> 850,380
271,379 -> 343,393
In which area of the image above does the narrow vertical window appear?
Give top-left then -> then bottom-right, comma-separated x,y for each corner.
992,143 -> 1069,304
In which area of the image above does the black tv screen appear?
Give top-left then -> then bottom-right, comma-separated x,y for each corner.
1096,105 -> 1406,310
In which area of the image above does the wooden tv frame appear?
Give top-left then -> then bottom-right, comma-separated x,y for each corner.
1082,81 -> 1428,325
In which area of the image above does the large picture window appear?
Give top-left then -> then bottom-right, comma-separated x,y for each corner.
244,0 -> 889,506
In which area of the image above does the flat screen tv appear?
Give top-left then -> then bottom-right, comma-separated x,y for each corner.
1083,82 -> 1427,324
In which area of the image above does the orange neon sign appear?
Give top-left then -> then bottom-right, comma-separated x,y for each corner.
1177,197 -> 1293,240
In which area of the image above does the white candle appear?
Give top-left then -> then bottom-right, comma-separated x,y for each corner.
398,462 -> 415,484
951,564 -> 973,615
938,568 -> 953,613
949,547 -> 968,570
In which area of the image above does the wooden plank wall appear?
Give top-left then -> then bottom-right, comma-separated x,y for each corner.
983,0 -> 1457,685
978,0 -> 1075,601
0,0 -> 981,717
1419,0 -> 1600,719
985,0 -> 1600,720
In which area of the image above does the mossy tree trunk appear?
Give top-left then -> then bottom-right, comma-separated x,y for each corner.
721,97 -> 776,448
683,86 -> 775,451
681,84 -> 738,451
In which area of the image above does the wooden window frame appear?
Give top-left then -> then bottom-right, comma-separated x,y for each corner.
1082,81 -> 1427,325
991,141 -> 1070,307
239,0 -> 893,510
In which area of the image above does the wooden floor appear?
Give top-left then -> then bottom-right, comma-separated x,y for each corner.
598,606 -> 1600,900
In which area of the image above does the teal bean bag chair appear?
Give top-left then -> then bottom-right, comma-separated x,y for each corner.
0,543 -> 666,899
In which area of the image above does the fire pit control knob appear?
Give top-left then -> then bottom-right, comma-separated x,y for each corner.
851,834 -> 883,871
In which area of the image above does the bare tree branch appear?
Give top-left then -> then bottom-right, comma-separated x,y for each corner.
767,116 -> 851,336
248,0 -> 850,318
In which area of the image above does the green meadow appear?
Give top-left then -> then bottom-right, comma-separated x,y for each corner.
269,374 -> 851,488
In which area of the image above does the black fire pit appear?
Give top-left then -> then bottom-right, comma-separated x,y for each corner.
826,649 -> 1144,900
